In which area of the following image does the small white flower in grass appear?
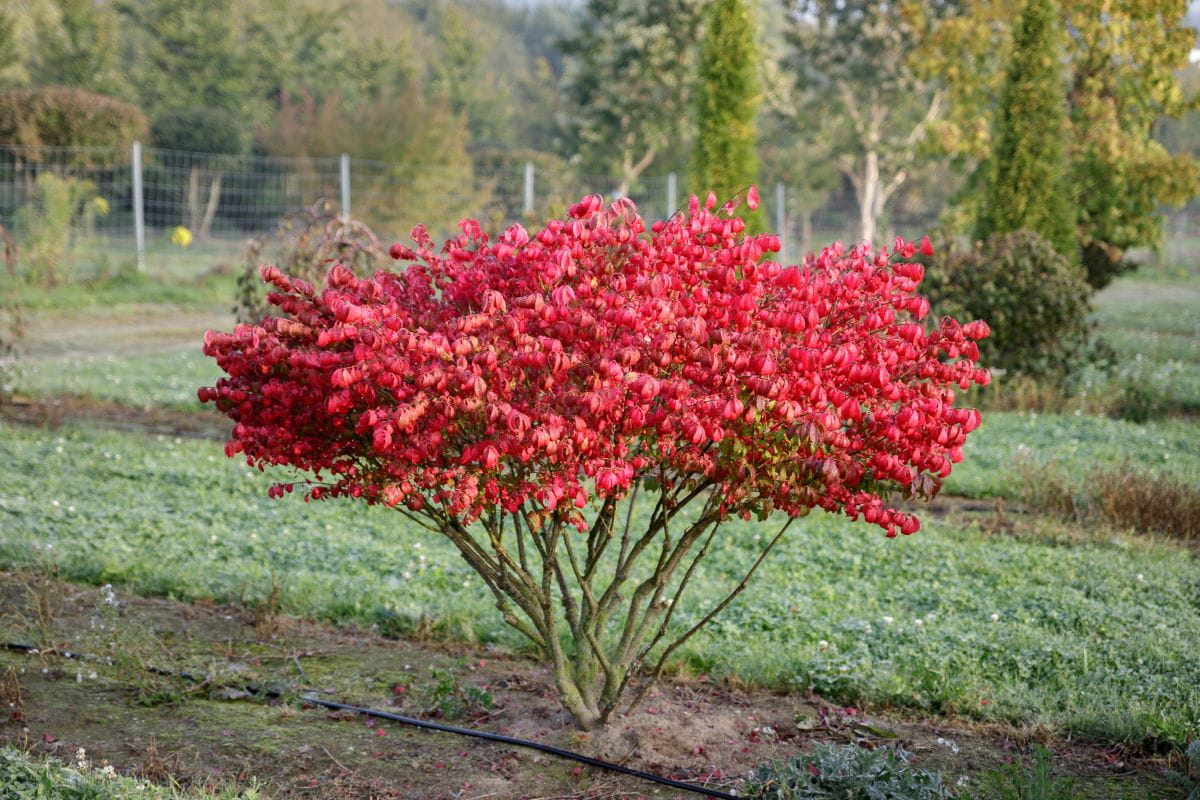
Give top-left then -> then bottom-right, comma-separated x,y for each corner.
55,446 -> 63,454
67,505 -> 75,513
818,640 -> 829,651
250,532 -> 259,541
882,615 -> 893,624
936,737 -> 960,753
914,618 -> 924,627
990,613 -> 1000,622
1136,574 -> 1144,582
52,500 -> 60,508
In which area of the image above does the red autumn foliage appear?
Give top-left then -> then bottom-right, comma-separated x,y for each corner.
201,192 -> 988,539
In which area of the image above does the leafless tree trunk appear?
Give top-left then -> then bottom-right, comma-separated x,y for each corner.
836,84 -> 944,244
199,173 -> 222,240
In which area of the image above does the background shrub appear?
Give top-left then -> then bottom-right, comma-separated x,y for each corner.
0,87 -> 148,162
13,172 -> 106,286
923,230 -> 1091,382
233,200 -> 388,323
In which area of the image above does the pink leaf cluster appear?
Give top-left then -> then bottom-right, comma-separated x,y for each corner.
201,193 -> 989,537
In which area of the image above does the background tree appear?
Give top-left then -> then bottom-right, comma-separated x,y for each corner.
913,0 -> 1199,288
690,0 -> 764,231
28,0 -> 124,96
560,0 -> 707,197
0,12 -> 16,85
782,0 -> 949,244
974,0 -> 1076,258
118,0 -> 259,131
243,0 -> 348,107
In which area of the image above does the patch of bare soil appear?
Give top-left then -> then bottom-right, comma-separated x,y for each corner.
0,574 -> 1181,799
1,396 -> 227,440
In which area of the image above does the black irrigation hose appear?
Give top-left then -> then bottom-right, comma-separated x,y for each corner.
302,695 -> 741,800
4,642 -> 86,660
3,641 -> 741,799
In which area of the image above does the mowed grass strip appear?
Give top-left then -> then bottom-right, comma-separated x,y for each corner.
1,422 -> 1197,748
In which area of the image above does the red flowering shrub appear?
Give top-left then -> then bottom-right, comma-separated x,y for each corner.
201,192 -> 989,729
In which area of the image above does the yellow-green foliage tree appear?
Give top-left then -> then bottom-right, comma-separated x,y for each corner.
913,0 -> 1199,288
690,0 -> 764,231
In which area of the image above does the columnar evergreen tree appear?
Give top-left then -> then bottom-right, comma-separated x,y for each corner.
973,0 -> 1077,259
690,0 -> 764,231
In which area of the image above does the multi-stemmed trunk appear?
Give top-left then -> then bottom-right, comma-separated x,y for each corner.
404,481 -> 796,730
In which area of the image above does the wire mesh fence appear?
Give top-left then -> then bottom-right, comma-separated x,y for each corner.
0,142 -> 965,282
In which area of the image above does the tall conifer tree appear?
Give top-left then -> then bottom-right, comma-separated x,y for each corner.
975,0 -> 1076,259
690,0 -> 764,230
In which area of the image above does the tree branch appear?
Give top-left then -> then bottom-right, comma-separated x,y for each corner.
625,515 -> 797,714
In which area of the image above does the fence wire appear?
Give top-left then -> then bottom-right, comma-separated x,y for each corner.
1,143 -> 957,281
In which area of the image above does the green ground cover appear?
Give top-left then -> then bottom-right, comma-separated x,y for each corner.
12,267 -> 236,314
2,421 -> 1196,749
1088,278 -> 1200,412
0,746 -> 259,800
949,411 -> 1200,498
19,349 -> 215,411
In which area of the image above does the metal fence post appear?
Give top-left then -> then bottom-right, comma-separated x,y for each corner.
667,172 -> 677,217
340,153 -> 351,219
523,162 -> 535,215
132,141 -> 145,272
775,182 -> 786,260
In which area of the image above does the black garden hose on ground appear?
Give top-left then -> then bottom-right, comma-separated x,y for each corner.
3,641 -> 742,799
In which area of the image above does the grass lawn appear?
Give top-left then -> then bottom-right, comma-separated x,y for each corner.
19,348 -> 216,411
948,410 -> 1200,498
2,421 -> 1197,750
1089,277 -> 1200,413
